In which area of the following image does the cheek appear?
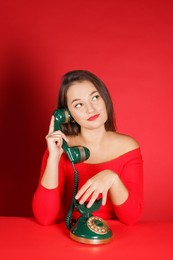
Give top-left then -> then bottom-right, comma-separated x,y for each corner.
100,101 -> 107,113
68,108 -> 82,122
102,104 -> 108,120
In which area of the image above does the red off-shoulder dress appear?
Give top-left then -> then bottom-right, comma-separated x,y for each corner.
32,148 -> 143,225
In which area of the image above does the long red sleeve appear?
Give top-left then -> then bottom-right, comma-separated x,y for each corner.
112,151 -> 144,225
32,150 -> 65,225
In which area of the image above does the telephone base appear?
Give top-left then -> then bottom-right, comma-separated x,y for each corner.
69,215 -> 113,245
70,231 -> 113,245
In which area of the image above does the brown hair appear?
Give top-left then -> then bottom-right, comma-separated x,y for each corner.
57,70 -> 116,135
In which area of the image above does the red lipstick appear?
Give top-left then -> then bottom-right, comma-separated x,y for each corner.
87,114 -> 99,121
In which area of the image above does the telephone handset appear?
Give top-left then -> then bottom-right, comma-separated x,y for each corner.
53,109 -> 90,163
53,109 -> 112,244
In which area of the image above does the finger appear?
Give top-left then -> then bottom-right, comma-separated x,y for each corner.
78,186 -> 96,204
48,117 -> 69,143
86,191 -> 100,208
46,131 -> 63,145
52,131 -> 69,143
102,191 -> 108,206
60,132 -> 69,143
55,137 -> 63,147
53,134 -> 64,146
46,135 -> 60,146
48,116 -> 54,134
75,180 -> 92,199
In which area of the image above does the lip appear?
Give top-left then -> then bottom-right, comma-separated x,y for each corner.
87,114 -> 100,121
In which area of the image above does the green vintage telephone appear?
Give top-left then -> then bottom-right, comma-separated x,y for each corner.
54,109 -> 112,244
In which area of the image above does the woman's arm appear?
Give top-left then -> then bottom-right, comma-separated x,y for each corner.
75,149 -> 143,225
112,153 -> 143,225
32,150 -> 61,225
32,116 -> 68,225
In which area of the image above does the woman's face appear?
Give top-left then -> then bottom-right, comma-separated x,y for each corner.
66,80 -> 108,130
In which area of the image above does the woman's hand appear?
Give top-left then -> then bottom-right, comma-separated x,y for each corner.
75,170 -> 117,208
45,116 -> 69,160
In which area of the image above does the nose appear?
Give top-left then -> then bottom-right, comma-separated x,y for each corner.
85,102 -> 95,113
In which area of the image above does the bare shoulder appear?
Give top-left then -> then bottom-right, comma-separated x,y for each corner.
117,132 -> 139,147
110,132 -> 140,154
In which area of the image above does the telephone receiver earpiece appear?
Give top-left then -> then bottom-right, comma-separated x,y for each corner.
53,109 -> 90,163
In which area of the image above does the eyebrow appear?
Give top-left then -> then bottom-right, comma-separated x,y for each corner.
71,90 -> 98,104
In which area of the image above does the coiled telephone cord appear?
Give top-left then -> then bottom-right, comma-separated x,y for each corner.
65,163 -> 79,230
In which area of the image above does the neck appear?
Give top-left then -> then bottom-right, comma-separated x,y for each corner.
80,127 -> 108,147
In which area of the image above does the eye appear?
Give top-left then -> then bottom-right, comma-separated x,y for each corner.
92,94 -> 100,101
74,103 -> 83,108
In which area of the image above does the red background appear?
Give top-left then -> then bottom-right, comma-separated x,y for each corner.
0,0 -> 173,221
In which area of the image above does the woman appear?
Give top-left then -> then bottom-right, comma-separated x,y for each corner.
32,70 -> 143,226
